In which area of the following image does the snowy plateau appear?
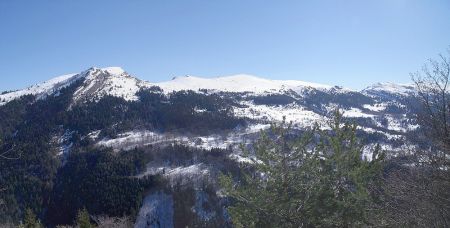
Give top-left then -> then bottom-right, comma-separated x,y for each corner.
1,67 -> 420,227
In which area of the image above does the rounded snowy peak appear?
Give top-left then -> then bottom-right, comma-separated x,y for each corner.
155,73 -> 334,94
362,82 -> 416,96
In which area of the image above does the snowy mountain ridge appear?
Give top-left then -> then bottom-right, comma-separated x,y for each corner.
0,66 -> 415,106
362,82 -> 416,97
155,73 -> 336,94
0,73 -> 80,105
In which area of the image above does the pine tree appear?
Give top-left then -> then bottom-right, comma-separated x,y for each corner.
220,111 -> 384,227
76,208 -> 94,228
23,208 -> 43,228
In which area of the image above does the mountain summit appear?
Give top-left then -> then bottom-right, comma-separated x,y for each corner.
72,67 -> 151,103
0,67 -> 150,105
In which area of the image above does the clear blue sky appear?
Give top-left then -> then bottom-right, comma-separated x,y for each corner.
1,0 -> 449,91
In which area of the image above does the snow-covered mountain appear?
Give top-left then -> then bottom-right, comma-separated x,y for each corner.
1,68 -> 339,105
0,67 -> 422,227
0,66 -> 420,154
1,67 -> 152,105
1,66 -> 411,105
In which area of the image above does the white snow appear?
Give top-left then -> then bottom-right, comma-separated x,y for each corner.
155,74 -> 334,94
102,66 -> 125,75
95,123 -> 269,151
134,192 -> 174,228
97,131 -> 161,149
246,123 -> 271,133
87,130 -> 101,140
384,114 -> 415,133
0,73 -> 79,106
165,164 -> 209,177
363,82 -> 416,96
138,163 -> 211,186
234,101 -> 326,128
357,126 -> 402,140
363,103 -> 387,112
342,108 -> 375,118
229,154 -> 262,164
51,130 -> 75,156
362,142 -> 417,160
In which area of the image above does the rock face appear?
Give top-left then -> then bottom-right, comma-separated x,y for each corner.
72,67 -> 152,103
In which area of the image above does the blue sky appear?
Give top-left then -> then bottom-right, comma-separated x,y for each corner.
1,0 -> 449,91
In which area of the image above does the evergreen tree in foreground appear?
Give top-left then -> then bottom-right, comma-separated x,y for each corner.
22,208 -> 43,228
220,112 -> 384,227
76,208 -> 94,228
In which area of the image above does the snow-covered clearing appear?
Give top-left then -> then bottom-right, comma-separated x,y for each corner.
234,101 -> 326,127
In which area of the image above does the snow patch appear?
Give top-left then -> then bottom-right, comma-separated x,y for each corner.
134,192 -> 174,228
102,67 -> 125,75
363,103 -> 387,112
97,131 -> 161,149
343,108 -> 375,118
234,101 -> 326,127
138,163 -> 210,186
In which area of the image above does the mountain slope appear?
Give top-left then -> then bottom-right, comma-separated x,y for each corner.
0,73 -> 79,105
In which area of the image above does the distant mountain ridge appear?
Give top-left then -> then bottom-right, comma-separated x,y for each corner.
0,66 -> 414,106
